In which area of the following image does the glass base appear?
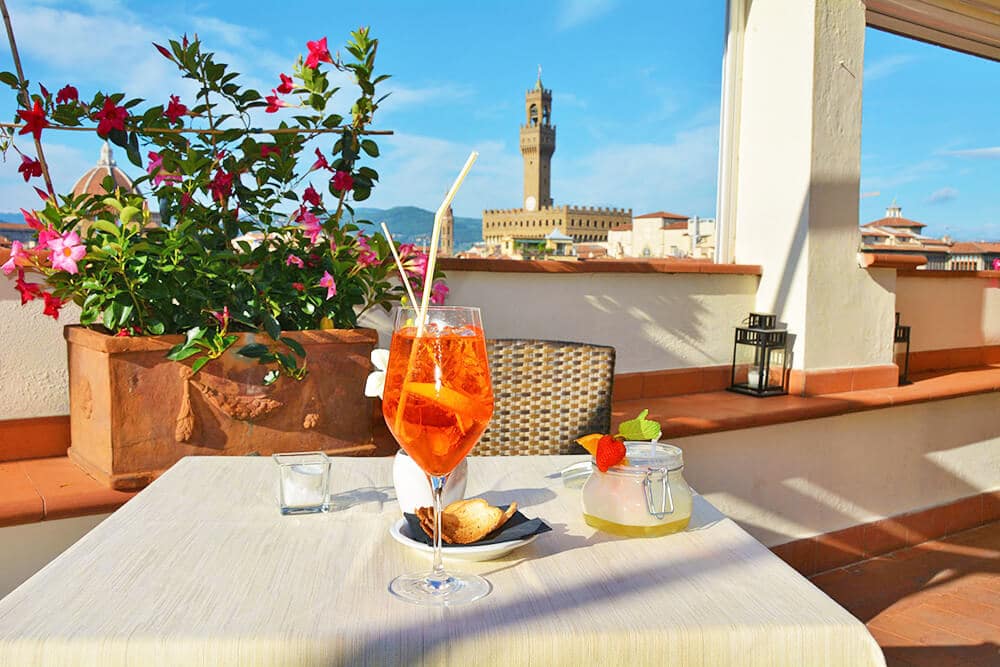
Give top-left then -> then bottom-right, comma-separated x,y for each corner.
388,570 -> 491,606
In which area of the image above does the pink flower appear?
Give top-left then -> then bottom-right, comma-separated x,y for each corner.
302,184 -> 322,207
286,254 -> 305,268
430,281 -> 449,305
331,170 -> 353,192
260,144 -> 281,158
42,292 -> 64,320
994,258 -> 1000,271
55,85 -> 78,105
93,97 -> 128,137
299,209 -> 322,244
277,73 -> 294,94
319,270 -> 337,299
209,169 -> 233,202
17,99 -> 49,141
265,89 -> 287,113
305,37 -> 332,69
37,228 -> 58,247
14,269 -> 42,305
355,234 -> 378,267
1,241 -> 29,275
17,155 -> 42,182
146,151 -> 182,187
404,249 -> 428,279
165,95 -> 187,124
47,231 -> 86,274
311,148 -> 329,171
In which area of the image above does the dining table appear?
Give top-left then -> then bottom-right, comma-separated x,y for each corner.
0,455 -> 885,666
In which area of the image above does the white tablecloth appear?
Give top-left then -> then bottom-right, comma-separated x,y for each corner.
0,456 -> 884,666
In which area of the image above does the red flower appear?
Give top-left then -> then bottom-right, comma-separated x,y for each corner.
265,89 -> 287,114
42,292 -> 64,320
180,192 -> 194,210
209,169 -> 233,202
21,208 -> 43,230
302,184 -> 322,207
55,85 -> 78,105
94,97 -> 128,137
17,99 -> 49,141
14,270 -> 43,305
260,144 -> 281,158
277,73 -> 294,94
34,187 -> 51,202
39,84 -> 50,100
165,95 -> 187,124
311,148 -> 330,171
153,42 -> 175,62
292,282 -> 305,292
332,170 -> 354,192
17,155 -> 42,182
305,37 -> 332,69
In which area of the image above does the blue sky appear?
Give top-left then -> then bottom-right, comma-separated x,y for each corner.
0,1 -> 996,240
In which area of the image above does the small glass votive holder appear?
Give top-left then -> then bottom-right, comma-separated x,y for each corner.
273,452 -> 330,515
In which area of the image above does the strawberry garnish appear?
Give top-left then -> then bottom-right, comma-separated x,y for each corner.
595,434 -> 626,472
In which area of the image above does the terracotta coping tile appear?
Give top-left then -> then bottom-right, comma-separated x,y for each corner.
17,457 -> 136,522
437,257 -> 762,276
0,415 -> 71,463
0,462 -> 44,527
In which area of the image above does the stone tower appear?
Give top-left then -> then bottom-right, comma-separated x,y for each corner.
439,204 -> 454,256
519,67 -> 555,212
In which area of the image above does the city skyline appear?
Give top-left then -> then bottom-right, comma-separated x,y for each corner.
0,1 -> 996,240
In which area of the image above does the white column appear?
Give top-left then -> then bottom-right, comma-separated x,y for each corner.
730,0 -> 895,373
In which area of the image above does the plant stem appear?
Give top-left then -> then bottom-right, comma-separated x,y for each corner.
0,122 -> 393,136
0,0 -> 54,198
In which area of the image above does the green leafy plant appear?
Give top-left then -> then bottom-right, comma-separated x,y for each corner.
1,29 -> 444,383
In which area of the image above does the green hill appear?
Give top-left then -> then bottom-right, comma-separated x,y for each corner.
352,206 -> 482,250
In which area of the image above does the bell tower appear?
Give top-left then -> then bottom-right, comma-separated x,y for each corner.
519,66 -> 555,211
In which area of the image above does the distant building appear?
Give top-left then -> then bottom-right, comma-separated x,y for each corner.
439,205 -> 454,257
482,71 -> 631,256
607,211 -> 716,259
73,142 -> 138,197
859,202 -> 1000,271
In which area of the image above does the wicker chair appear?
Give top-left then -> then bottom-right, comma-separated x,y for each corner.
472,339 -> 616,456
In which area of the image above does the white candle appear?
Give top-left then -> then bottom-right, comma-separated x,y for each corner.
747,368 -> 768,387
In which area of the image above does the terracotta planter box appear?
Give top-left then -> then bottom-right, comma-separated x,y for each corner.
65,325 -> 378,490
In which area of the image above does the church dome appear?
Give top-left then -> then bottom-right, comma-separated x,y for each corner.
71,142 -> 136,196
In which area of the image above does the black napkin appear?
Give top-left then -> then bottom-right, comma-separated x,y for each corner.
403,505 -> 551,547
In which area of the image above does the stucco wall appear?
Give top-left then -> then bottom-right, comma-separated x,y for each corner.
676,393 -> 1000,546
363,270 -> 759,374
0,513 -> 108,598
896,274 -> 1000,352
0,278 -> 80,420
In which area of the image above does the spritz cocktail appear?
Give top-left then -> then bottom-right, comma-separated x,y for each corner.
383,306 -> 494,605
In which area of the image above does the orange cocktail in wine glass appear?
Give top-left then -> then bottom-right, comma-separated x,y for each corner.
382,305 -> 494,606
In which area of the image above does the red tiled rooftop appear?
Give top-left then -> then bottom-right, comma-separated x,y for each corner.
863,216 -> 928,229
635,210 -> 688,220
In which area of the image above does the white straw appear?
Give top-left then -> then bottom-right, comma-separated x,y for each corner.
417,151 -> 478,335
380,221 -> 418,308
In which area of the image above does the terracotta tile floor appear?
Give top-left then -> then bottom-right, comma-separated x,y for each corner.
811,522 -> 1000,667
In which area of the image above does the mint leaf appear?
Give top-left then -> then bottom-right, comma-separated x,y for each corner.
618,409 -> 661,441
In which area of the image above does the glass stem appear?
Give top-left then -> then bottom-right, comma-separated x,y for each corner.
430,474 -> 448,579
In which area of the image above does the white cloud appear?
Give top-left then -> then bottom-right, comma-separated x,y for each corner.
863,54 -> 915,82
379,83 -> 474,113
944,146 -> 1000,159
862,159 -> 945,190
926,187 -> 958,204
556,0 -> 618,30
363,133 -> 521,216
0,141 -> 97,212
556,124 -> 720,216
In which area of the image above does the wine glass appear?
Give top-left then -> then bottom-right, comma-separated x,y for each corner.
382,305 -> 494,606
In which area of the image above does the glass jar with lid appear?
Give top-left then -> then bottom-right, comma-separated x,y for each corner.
582,442 -> 692,537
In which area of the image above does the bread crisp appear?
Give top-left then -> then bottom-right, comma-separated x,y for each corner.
415,499 -> 519,545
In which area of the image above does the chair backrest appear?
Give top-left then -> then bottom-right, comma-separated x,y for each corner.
473,339 -> 615,456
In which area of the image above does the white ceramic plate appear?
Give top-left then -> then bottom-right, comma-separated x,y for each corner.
389,518 -> 539,562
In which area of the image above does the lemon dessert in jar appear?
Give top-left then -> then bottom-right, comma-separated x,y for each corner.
578,410 -> 692,537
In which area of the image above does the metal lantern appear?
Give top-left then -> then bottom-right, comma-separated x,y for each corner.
728,312 -> 789,397
894,312 -> 911,385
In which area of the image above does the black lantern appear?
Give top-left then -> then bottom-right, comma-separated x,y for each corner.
728,312 -> 789,397
894,312 -> 911,385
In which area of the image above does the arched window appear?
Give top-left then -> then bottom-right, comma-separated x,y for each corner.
529,103 -> 538,127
